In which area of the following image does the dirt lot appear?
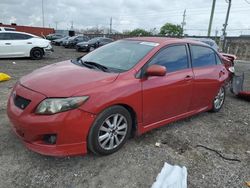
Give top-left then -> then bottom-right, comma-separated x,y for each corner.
0,46 -> 249,188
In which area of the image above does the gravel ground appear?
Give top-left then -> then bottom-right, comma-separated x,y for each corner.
0,46 -> 249,188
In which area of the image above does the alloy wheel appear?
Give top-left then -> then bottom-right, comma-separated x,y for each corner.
98,113 -> 128,150
214,87 -> 225,110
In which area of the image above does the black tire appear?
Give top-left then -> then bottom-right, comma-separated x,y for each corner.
88,105 -> 132,155
30,48 -> 44,60
211,86 -> 226,112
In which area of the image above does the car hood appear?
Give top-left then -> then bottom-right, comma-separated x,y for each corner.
20,60 -> 119,97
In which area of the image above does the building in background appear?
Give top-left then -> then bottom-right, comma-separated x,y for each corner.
0,23 -> 55,37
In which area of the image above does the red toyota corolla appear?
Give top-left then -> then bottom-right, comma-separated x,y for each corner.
7,37 -> 228,156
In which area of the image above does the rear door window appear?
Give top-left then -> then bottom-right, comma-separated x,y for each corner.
10,33 -> 33,40
191,45 -> 216,67
149,45 -> 189,73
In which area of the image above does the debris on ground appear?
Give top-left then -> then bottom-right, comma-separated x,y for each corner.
0,73 -> 11,82
152,162 -> 187,188
155,142 -> 161,147
196,145 -> 241,162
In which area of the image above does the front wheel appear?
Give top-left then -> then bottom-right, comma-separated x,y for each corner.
88,106 -> 132,155
30,48 -> 44,60
211,86 -> 226,112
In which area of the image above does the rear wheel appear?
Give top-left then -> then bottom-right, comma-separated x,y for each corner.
88,106 -> 132,155
30,48 -> 44,60
211,86 -> 225,112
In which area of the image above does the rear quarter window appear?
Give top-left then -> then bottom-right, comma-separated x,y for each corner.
191,45 -> 216,67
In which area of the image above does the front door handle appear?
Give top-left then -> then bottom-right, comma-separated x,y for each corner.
184,75 -> 192,80
5,43 -> 11,45
27,42 -> 32,44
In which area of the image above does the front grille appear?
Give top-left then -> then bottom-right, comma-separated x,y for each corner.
14,95 -> 31,110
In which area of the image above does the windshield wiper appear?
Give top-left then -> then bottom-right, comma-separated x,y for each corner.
80,60 -> 109,72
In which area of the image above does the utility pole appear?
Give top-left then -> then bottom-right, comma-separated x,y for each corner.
109,17 -> 112,34
222,0 -> 232,51
42,0 -> 45,27
181,9 -> 186,36
208,0 -> 216,37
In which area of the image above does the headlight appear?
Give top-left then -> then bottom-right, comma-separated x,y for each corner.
35,96 -> 89,115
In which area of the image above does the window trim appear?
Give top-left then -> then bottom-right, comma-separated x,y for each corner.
188,44 -> 218,68
138,43 -> 191,78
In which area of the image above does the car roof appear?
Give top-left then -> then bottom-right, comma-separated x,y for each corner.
126,37 -> 208,47
0,30 -> 39,37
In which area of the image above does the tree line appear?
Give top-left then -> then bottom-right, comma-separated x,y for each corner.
124,23 -> 183,37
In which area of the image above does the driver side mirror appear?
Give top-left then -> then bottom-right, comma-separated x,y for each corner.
145,65 -> 166,77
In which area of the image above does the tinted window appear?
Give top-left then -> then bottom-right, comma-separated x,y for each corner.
0,33 -> 12,40
149,45 -> 188,73
89,38 -> 99,43
103,38 -> 112,42
11,33 -> 32,40
191,45 -> 216,67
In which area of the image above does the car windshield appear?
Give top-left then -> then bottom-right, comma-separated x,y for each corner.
79,40 -> 157,72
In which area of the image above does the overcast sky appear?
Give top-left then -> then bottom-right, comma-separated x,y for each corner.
1,0 -> 250,36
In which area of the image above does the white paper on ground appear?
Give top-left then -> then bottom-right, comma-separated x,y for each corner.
151,162 -> 187,188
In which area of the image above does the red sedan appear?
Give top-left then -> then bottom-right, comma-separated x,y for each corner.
7,37 -> 229,156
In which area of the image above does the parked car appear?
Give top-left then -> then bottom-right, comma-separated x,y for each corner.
0,31 -> 53,59
7,37 -> 228,156
63,35 -> 89,48
46,33 -> 64,41
76,37 -> 114,52
0,27 -> 15,31
52,36 -> 70,46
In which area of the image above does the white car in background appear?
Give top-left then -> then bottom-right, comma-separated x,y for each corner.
0,27 -> 16,31
0,31 -> 53,60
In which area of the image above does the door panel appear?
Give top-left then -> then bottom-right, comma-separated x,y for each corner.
142,44 -> 194,125
189,45 -> 227,111
0,40 -> 12,57
10,40 -> 31,56
189,65 -> 221,110
142,68 -> 194,125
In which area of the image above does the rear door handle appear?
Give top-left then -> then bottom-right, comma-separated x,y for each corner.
219,70 -> 225,77
27,42 -> 32,44
5,43 -> 11,45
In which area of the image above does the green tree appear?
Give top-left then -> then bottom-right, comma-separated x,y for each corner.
129,28 -> 151,36
160,23 -> 183,37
